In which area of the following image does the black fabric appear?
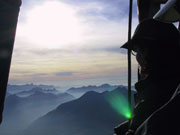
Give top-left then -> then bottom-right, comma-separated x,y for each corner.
135,85 -> 180,135
0,0 -> 21,124
129,75 -> 180,131
114,75 -> 180,135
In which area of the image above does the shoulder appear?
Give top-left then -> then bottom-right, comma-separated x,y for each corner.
135,83 -> 180,135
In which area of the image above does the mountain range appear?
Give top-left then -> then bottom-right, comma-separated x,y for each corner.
7,84 -> 55,94
0,83 -> 135,135
66,83 -> 123,98
25,86 -> 135,135
0,91 -> 75,134
14,87 -> 60,97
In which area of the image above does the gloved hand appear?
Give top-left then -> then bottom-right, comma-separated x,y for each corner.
125,129 -> 135,135
114,121 -> 129,135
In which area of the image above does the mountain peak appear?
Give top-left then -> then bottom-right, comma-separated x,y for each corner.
67,84 -> 120,98
100,83 -> 110,87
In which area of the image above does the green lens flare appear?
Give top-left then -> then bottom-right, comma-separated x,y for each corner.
105,91 -> 132,119
125,112 -> 132,119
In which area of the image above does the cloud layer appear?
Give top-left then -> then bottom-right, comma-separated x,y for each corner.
9,0 -> 138,87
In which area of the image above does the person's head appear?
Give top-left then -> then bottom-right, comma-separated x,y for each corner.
122,19 -> 180,78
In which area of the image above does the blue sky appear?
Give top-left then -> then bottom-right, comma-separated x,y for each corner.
9,0 -> 139,87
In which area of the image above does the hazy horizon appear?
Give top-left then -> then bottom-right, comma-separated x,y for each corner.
7,81 -> 137,92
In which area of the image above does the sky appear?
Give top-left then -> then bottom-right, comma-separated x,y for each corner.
8,0 -> 139,88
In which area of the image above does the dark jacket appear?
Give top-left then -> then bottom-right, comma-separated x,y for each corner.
114,75 -> 180,135
135,84 -> 180,135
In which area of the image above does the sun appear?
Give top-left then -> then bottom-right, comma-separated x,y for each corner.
18,1 -> 84,49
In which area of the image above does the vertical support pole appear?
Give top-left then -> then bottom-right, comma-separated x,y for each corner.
128,0 -> 133,118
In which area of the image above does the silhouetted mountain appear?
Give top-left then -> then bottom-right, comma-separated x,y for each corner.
0,92 -> 75,134
7,84 -> 55,94
15,87 -> 60,97
67,83 -> 121,98
26,87 -> 135,135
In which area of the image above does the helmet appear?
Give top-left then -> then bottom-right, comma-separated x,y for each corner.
121,19 -> 180,50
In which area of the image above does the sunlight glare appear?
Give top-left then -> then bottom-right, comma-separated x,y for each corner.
18,1 -> 84,49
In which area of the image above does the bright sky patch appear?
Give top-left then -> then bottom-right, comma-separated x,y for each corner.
17,1 -> 84,49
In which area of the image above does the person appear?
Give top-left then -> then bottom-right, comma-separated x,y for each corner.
114,18 -> 180,135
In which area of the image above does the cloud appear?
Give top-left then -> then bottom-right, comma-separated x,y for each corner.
11,0 -> 139,87
17,0 -> 138,50
20,0 -> 138,24
55,72 -> 75,77
61,0 -> 138,21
